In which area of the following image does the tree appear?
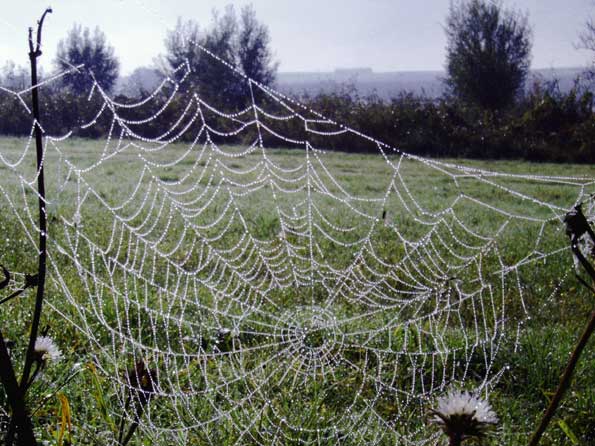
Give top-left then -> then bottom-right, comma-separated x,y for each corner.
0,62 -> 29,90
237,5 -> 278,87
444,0 -> 532,110
161,18 -> 203,86
578,9 -> 595,81
55,24 -> 120,94
198,5 -> 243,108
160,4 -> 277,109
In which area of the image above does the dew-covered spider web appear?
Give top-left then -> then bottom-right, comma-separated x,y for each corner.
1,43 -> 595,445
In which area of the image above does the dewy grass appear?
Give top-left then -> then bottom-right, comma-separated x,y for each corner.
0,137 -> 594,445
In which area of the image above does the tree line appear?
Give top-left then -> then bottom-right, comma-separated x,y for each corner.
0,1 -> 594,163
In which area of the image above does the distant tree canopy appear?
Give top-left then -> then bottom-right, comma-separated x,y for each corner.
579,9 -> 595,81
55,24 -> 120,94
444,0 -> 532,111
161,4 -> 277,109
237,6 -> 277,86
0,62 -> 29,90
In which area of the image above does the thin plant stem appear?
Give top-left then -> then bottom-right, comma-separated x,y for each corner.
20,7 -> 52,392
121,419 -> 141,446
0,329 -> 36,444
528,206 -> 595,446
116,393 -> 131,446
527,310 -> 595,446
3,9 -> 52,446
0,287 -> 30,305
0,274 -> 39,305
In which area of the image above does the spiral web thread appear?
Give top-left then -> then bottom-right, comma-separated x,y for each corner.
0,46 -> 594,445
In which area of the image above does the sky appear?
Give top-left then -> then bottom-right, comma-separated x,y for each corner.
0,0 -> 593,76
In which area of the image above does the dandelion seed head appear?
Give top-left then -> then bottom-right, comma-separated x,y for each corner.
34,336 -> 62,363
430,390 -> 498,442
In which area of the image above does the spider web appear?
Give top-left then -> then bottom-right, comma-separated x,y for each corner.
1,47 -> 594,445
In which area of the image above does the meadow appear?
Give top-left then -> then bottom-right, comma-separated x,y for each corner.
0,136 -> 594,445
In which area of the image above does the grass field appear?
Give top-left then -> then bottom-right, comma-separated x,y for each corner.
1,137 -> 595,445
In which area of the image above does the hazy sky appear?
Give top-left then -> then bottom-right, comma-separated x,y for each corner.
1,0 -> 593,75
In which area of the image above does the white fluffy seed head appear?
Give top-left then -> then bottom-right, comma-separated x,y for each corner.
34,336 -> 62,363
430,390 -> 498,440
434,390 -> 498,423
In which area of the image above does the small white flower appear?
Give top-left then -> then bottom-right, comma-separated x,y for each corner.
34,336 -> 62,363
430,389 -> 498,444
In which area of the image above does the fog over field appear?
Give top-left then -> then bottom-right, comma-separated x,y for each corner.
117,66 -> 586,100
276,67 -> 586,99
